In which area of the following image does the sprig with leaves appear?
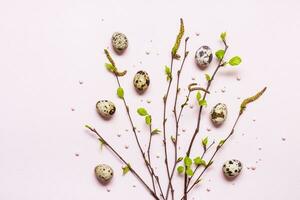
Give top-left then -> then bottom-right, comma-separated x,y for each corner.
104,49 -> 164,199
85,125 -> 159,200
183,87 -> 267,197
137,107 -> 165,198
162,18 -> 185,200
183,32 -> 242,200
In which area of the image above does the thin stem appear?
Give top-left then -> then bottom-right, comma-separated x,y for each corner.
114,74 -> 164,199
147,124 -> 157,196
162,54 -> 175,199
86,126 -> 159,200
183,41 -> 229,200
186,113 -> 242,194
166,37 -> 189,199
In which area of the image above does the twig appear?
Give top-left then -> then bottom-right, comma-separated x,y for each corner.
85,125 -> 159,200
187,141 -> 215,186
183,40 -> 229,200
166,37 -> 189,199
186,113 -> 242,194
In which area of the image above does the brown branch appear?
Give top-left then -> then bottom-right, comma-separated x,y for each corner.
166,37 -> 189,199
85,125 -> 159,200
183,41 -> 229,200
186,113 -> 242,195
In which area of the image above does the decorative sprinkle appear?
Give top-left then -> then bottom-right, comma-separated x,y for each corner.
206,188 -> 211,192
195,32 -> 200,36
146,99 -> 152,104
79,81 -> 84,84
206,128 -> 211,132
236,77 -> 241,81
145,51 -> 150,55
125,145 -> 129,149
106,188 -> 111,192
117,134 -> 121,137
71,108 -> 75,111
281,137 -> 286,141
75,153 -> 79,157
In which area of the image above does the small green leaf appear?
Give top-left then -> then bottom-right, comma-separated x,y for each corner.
228,56 -> 242,66
196,91 -> 201,101
98,138 -> 106,150
117,87 -> 124,99
220,32 -> 227,41
215,50 -> 225,60
177,157 -> 183,162
165,65 -> 172,81
194,157 -> 207,166
151,129 -> 161,135
202,137 -> 208,147
205,74 -> 211,81
185,167 -> 193,176
177,166 -> 184,174
218,139 -> 225,147
105,63 -> 116,72
122,164 -> 131,175
198,99 -> 207,106
145,115 -> 152,125
137,108 -> 148,116
171,135 -> 176,143
184,156 -> 192,167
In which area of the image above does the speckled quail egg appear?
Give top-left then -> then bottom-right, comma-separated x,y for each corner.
95,164 -> 114,183
133,70 -> 150,92
210,103 -> 227,125
195,46 -> 213,68
111,32 -> 128,54
222,159 -> 242,178
96,100 -> 116,119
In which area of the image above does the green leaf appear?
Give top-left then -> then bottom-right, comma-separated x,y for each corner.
105,63 -> 116,72
215,50 -> 225,60
99,138 -> 106,150
228,56 -> 242,66
194,157 -> 207,166
184,156 -> 192,167
218,139 -> 225,147
202,137 -> 208,147
185,167 -> 193,176
145,115 -> 152,125
151,129 -> 161,135
220,32 -> 227,41
205,74 -> 211,81
117,87 -> 124,99
122,164 -> 131,175
177,157 -> 183,162
196,91 -> 201,101
165,65 -> 172,81
198,99 -> 207,106
177,166 -> 184,174
137,108 -> 148,116
171,135 -> 176,143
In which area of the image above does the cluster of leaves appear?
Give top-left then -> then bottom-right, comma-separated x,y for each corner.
215,32 -> 242,66
196,91 -> 207,106
177,137 -> 210,176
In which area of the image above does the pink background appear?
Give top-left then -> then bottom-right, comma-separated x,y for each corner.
0,0 -> 299,199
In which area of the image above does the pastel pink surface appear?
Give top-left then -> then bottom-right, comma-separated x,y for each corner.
0,0 -> 299,199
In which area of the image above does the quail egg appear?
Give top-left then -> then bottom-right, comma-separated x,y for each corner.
96,100 -> 116,119
210,103 -> 227,125
111,32 -> 128,54
95,164 -> 114,183
195,46 -> 213,68
222,159 -> 242,178
133,70 -> 150,92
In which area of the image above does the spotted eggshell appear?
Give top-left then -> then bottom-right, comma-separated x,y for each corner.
222,159 -> 242,178
210,103 -> 227,125
195,46 -> 213,68
133,70 -> 150,92
95,164 -> 114,183
96,100 -> 116,119
111,32 -> 128,53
